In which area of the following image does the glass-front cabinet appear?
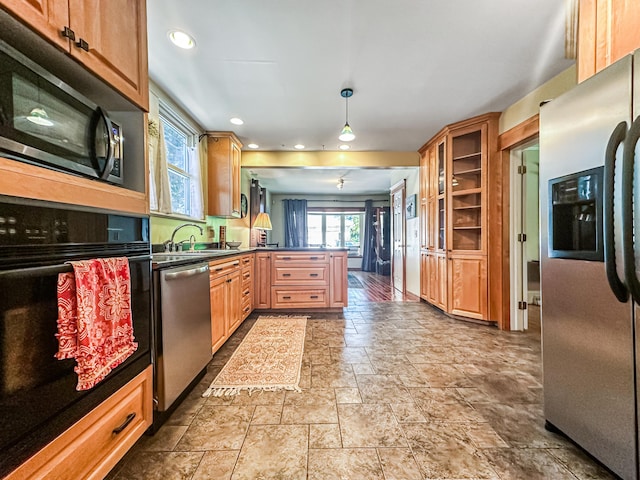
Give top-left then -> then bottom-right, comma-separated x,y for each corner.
418,113 -> 499,322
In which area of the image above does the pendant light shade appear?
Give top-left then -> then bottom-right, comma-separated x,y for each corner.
253,212 -> 272,230
338,88 -> 355,142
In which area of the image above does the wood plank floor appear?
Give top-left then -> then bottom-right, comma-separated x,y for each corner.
348,270 -> 420,303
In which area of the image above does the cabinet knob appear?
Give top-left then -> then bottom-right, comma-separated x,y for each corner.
61,26 -> 75,41
75,38 -> 89,51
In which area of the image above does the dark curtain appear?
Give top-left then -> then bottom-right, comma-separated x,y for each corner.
361,200 -> 377,271
283,199 -> 308,247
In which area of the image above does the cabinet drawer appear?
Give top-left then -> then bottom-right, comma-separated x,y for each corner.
272,265 -> 328,285
272,252 -> 328,263
240,254 -> 254,267
271,287 -> 328,308
6,366 -> 152,480
209,258 -> 241,278
241,267 -> 252,285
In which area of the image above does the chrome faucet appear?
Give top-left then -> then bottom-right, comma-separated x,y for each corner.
164,223 -> 204,252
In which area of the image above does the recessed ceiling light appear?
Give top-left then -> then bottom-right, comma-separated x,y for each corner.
230,117 -> 244,125
168,30 -> 195,49
247,143 -> 259,149
294,144 -> 305,149
339,144 -> 350,150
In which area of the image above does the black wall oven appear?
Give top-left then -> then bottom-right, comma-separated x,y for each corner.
0,196 -> 151,477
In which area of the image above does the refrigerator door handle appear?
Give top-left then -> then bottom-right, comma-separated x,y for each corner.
622,115 -> 640,302
604,121 -> 629,302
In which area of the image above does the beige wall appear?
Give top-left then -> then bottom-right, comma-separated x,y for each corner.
499,65 -> 577,134
242,151 -> 419,168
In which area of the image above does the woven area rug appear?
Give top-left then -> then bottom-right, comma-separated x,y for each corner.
202,316 -> 307,397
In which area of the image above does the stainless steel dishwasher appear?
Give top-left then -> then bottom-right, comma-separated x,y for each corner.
154,261 -> 211,417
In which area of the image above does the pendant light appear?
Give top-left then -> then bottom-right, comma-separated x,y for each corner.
338,88 -> 355,142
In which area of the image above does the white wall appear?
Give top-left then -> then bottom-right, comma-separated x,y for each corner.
390,168 -> 420,297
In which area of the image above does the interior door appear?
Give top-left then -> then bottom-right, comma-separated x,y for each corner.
391,180 -> 406,294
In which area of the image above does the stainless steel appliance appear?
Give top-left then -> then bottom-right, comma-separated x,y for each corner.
153,260 -> 212,428
0,38 -> 123,184
0,196 -> 151,477
540,52 -> 640,479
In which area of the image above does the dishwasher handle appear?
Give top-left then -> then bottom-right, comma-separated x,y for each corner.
164,264 -> 209,280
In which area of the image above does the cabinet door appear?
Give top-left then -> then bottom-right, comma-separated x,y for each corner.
578,0 -> 640,82
210,274 -> 227,354
67,0 -> 149,109
0,0 -> 69,49
448,255 -> 487,320
329,252 -> 348,307
420,253 -> 429,300
254,252 -> 271,309
227,269 -> 242,334
231,141 -> 242,217
436,254 -> 448,311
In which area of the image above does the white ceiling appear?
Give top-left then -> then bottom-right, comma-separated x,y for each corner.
146,0 -> 573,193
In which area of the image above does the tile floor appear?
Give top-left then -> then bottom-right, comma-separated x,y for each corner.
108,296 -> 615,479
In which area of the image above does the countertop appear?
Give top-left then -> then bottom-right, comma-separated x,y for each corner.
152,247 -> 348,269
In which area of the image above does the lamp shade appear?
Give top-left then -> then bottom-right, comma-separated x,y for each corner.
253,212 -> 272,230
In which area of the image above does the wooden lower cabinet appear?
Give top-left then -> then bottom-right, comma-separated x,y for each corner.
329,251 -> 348,308
240,254 -> 254,320
448,255 -> 487,320
209,257 -> 243,355
6,366 -> 152,480
426,252 -> 447,311
254,252 -> 271,309
253,250 -> 348,310
420,252 -> 428,300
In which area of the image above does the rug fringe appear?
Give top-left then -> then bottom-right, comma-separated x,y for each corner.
202,384 -> 302,398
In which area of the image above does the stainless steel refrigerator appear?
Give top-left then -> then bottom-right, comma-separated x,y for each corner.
540,52 -> 640,479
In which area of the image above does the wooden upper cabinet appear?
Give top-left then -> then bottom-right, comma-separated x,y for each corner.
207,132 -> 243,218
0,0 -> 69,49
578,0 -> 640,82
67,0 -> 149,110
0,0 -> 149,110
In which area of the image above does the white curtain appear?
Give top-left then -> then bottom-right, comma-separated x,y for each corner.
148,118 -> 172,214
189,144 -> 204,219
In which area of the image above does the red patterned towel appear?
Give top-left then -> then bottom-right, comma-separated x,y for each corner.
55,257 -> 138,391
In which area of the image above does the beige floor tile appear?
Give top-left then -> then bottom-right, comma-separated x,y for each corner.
111,293 -> 611,480
175,405 -> 254,451
389,402 -> 427,423
281,403 -> 339,424
232,425 -> 308,480
113,451 -> 204,480
335,387 -> 362,404
412,447 -> 500,479
191,450 -> 239,480
377,447 -> 422,480
309,424 -> 342,448
134,426 -> 188,452
308,448 -> 384,480
338,403 -> 407,448
482,447 -> 578,480
251,405 -> 283,424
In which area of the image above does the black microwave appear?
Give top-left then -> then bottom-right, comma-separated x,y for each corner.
0,39 -> 123,184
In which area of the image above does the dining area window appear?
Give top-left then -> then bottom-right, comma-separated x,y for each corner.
307,210 -> 363,256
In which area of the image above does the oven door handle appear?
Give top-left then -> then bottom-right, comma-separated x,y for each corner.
0,254 -> 151,279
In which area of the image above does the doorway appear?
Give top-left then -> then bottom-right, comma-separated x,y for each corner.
390,180 -> 406,295
510,138 -> 540,331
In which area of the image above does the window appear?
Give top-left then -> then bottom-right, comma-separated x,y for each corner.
158,102 -> 203,219
307,210 -> 363,256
